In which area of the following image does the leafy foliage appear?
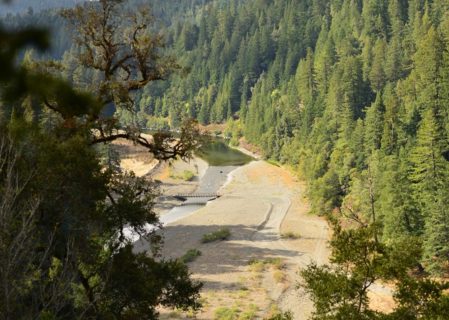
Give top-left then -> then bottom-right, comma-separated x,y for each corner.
3,0 -> 449,317
181,248 -> 202,263
0,0 -> 202,318
109,0 -> 449,275
301,222 -> 449,319
201,228 -> 231,243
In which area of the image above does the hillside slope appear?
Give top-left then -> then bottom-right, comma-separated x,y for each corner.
4,0 -> 449,275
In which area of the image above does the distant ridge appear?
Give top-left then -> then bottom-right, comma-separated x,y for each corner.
0,0 -> 86,16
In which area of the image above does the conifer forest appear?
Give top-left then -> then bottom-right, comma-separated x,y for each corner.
1,0 -> 449,319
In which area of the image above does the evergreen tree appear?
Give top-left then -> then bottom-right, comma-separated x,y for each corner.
369,39 -> 386,92
13,0 -> 449,275
364,93 -> 384,152
410,109 -> 449,272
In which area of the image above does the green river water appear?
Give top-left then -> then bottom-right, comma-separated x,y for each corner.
195,139 -> 253,166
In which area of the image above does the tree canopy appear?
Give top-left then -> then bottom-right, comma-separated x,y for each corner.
2,0 -> 449,317
0,0 -> 202,318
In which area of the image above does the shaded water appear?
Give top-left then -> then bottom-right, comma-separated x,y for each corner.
196,139 -> 253,166
142,130 -> 253,166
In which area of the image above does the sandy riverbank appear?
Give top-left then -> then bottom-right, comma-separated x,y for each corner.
116,137 -> 393,318
149,156 -> 209,215
113,138 -> 331,318
142,161 -> 331,319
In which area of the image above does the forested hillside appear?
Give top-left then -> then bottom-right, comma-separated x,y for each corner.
0,0 -> 216,58
2,0 -> 449,318
3,0 -> 449,275
138,0 -> 449,275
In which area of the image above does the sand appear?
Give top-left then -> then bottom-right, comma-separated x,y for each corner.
154,161 -> 331,319
111,137 -> 159,177
115,138 -> 392,318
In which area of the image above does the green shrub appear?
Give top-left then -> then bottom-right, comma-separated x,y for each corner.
169,169 -> 196,181
181,249 -> 202,263
182,170 -> 195,181
214,304 -> 259,320
214,306 -> 239,320
264,257 -> 285,269
238,304 -> 258,320
230,136 -> 240,146
248,259 -> 265,273
201,228 -> 231,243
280,231 -> 301,240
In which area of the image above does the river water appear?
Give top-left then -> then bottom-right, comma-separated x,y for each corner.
195,138 -> 253,166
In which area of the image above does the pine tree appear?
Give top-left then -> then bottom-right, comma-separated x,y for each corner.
295,48 -> 315,107
410,109 -> 447,201
380,155 -> 424,241
423,190 -> 449,274
364,93 -> 384,153
384,35 -> 404,82
314,28 -> 336,96
414,27 -> 445,113
380,84 -> 402,154
368,39 -> 386,92
410,109 -> 449,273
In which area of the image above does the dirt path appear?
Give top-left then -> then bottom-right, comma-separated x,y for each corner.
157,161 -> 330,319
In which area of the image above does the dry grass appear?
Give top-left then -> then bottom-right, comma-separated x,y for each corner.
248,260 -> 265,273
248,258 -> 285,273
273,270 -> 285,283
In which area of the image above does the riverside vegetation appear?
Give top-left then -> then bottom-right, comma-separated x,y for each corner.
1,0 -> 449,319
